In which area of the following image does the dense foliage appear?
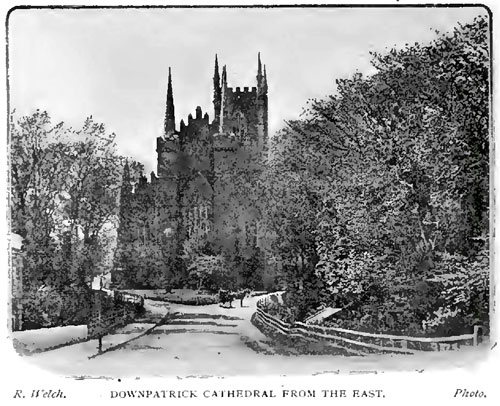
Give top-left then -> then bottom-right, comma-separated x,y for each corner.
261,15 -> 490,335
10,111 -> 124,328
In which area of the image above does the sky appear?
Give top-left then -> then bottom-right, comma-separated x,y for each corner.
8,6 -> 485,174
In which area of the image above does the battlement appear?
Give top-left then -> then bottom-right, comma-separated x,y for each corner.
226,86 -> 257,96
157,55 -> 268,181
176,106 -> 212,142
184,106 -> 210,126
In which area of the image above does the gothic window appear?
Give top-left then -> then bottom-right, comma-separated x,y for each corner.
232,111 -> 247,140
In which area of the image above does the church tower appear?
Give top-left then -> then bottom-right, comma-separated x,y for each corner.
218,53 -> 268,147
119,55 -> 271,289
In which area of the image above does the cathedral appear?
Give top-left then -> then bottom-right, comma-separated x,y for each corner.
113,54 -> 269,289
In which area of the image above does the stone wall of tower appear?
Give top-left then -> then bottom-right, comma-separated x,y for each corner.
156,136 -> 181,230
211,145 -> 262,258
220,86 -> 260,144
179,107 -> 213,182
176,107 -> 214,244
256,88 -> 268,150
157,136 -> 178,179
113,169 -> 178,289
152,55 -> 269,286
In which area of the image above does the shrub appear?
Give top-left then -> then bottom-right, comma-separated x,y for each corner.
21,284 -> 91,329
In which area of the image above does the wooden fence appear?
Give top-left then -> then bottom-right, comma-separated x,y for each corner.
255,294 -> 482,355
87,290 -> 144,350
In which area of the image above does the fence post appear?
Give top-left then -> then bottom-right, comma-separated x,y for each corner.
473,325 -> 483,346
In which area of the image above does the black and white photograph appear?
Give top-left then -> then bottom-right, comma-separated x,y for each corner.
1,1 -> 497,404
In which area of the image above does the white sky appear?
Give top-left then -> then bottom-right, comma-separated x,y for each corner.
8,6 -> 485,174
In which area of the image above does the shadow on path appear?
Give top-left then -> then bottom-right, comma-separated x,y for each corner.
13,335 -> 91,356
88,312 -> 177,360
173,313 -> 243,321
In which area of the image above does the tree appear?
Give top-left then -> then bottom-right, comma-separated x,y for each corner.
260,121 -> 332,320
187,254 -> 232,291
10,110 -> 124,327
10,111 -> 74,288
312,15 -> 489,332
260,14 -> 490,331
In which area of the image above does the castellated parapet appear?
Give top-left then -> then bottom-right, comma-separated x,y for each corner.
180,106 -> 211,141
123,54 -> 269,275
114,54 -> 269,290
157,54 -> 268,182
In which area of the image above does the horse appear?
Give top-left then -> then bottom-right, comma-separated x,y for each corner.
218,289 -> 235,308
233,288 -> 252,307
